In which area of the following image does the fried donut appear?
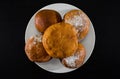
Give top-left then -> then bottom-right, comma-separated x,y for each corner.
42,22 -> 78,58
64,9 -> 90,41
35,9 -> 62,32
25,35 -> 51,62
61,43 -> 86,68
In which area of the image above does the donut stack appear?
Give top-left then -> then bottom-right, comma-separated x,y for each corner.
25,9 -> 90,68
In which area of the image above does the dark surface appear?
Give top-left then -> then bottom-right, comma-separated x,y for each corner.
0,0 -> 120,79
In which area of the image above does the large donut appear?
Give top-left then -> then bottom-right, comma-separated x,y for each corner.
42,22 -> 78,58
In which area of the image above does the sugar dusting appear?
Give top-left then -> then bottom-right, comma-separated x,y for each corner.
64,52 -> 80,67
33,34 -> 42,44
65,13 -> 85,32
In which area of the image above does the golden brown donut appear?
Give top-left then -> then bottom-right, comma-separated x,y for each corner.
42,22 -> 78,58
61,43 -> 86,68
35,9 -> 62,32
64,9 -> 90,41
25,35 -> 51,62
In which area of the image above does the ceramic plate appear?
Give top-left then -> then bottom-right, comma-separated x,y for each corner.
25,3 -> 95,73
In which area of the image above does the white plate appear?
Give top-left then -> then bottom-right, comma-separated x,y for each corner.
25,3 -> 95,73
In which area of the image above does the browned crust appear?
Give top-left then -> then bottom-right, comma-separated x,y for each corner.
35,9 -> 62,32
42,22 -> 78,58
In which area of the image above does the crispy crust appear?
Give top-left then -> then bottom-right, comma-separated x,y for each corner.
42,22 -> 78,58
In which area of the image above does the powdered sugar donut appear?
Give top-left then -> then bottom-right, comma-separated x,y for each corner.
61,43 -> 86,68
64,9 -> 90,41
25,34 -> 51,62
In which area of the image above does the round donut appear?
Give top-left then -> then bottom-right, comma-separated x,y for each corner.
25,35 -> 51,62
42,22 -> 78,58
61,43 -> 86,68
35,9 -> 62,32
64,9 -> 90,41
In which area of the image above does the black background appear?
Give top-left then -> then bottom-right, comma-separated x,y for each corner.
0,0 -> 120,79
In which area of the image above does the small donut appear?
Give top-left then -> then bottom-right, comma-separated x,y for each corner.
25,35 -> 51,62
64,9 -> 90,41
61,43 -> 86,68
42,22 -> 78,58
35,9 -> 62,32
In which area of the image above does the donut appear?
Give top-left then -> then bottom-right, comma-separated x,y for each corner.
42,22 -> 78,58
35,9 -> 62,32
25,35 -> 51,62
61,43 -> 86,68
64,9 -> 90,41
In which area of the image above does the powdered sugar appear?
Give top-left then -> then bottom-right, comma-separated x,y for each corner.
64,52 -> 80,67
33,34 -> 42,44
65,13 -> 85,32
